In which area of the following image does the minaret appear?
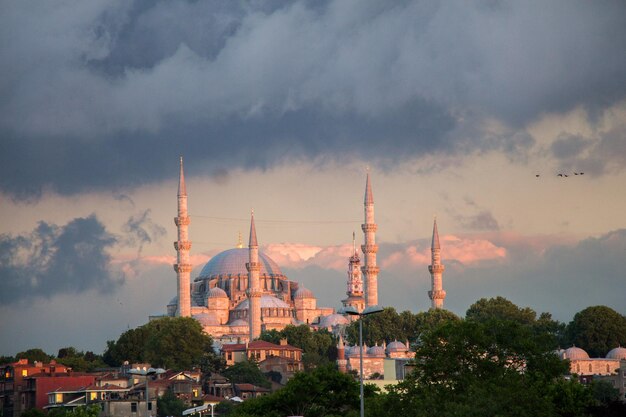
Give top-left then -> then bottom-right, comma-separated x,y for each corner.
174,157 -> 192,317
342,232 -> 364,313
246,210 -> 262,340
361,172 -> 380,307
428,218 -> 446,309
337,334 -> 347,374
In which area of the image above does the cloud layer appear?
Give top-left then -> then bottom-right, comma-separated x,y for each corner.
0,215 -> 122,304
2,0 -> 626,198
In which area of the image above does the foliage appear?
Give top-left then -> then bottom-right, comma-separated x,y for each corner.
222,359 -> 271,389
55,347 -> 107,372
344,307 -> 459,346
228,365 -> 360,417
48,405 -> 100,417
15,348 -> 51,363
466,296 -> 565,345
377,318 -> 578,417
157,390 -> 186,417
565,306 -> 626,357
0,355 -> 16,365
103,317 -> 218,371
259,325 -> 336,368
20,409 -> 46,417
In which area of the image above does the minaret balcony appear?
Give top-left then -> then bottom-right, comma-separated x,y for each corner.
174,241 -> 192,250
246,289 -> 262,297
175,216 -> 190,226
428,265 -> 445,273
361,224 -> 378,233
245,262 -> 261,272
361,244 -> 379,253
174,263 -> 192,273
428,290 -> 446,300
361,265 -> 380,274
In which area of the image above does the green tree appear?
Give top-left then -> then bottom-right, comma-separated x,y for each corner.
48,405 -> 100,417
466,296 -> 537,324
103,317 -> 218,371
15,348 -> 51,363
222,359 -> 271,389
20,409 -> 46,417
379,318 -> 578,417
55,347 -> 107,372
143,317 -> 213,370
259,325 -> 336,368
157,390 -> 186,417
0,355 -> 16,365
229,365 -> 360,417
565,306 -> 626,357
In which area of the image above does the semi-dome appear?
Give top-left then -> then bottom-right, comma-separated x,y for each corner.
167,296 -> 178,306
234,295 -> 291,310
207,287 -> 228,298
229,319 -> 248,327
606,346 -> 626,360
319,313 -> 350,328
386,340 -> 407,353
193,312 -> 220,326
294,287 -> 315,299
198,248 -> 283,278
564,346 -> 590,360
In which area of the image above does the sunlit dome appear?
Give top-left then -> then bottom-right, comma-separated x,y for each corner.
234,295 -> 291,310
564,346 -> 589,360
207,287 -> 228,298
367,344 -> 386,357
198,248 -> 283,278
294,287 -> 315,299
606,347 -> 626,360
386,340 -> 407,353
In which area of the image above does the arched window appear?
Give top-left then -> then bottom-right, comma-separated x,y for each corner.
589,363 -> 593,373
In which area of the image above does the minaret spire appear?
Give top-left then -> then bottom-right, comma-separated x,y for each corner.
361,171 -> 380,307
246,210 -> 262,340
428,217 -> 446,309
174,157 -> 192,317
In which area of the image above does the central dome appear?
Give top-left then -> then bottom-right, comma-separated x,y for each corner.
198,248 -> 283,278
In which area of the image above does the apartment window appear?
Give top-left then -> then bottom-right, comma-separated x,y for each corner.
131,402 -> 137,413
55,393 -> 63,403
21,370 -> 28,377
148,402 -> 152,411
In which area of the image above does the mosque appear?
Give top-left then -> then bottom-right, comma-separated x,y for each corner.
165,158 -> 446,343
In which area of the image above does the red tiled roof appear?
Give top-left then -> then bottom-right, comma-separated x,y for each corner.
234,383 -> 270,392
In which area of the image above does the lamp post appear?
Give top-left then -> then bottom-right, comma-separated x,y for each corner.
128,367 -> 166,417
339,305 -> 384,417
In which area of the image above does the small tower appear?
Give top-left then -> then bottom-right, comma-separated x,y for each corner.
342,232 -> 365,313
428,218 -> 446,309
337,334 -> 347,374
246,210 -> 262,340
174,157 -> 192,317
361,171 -> 380,307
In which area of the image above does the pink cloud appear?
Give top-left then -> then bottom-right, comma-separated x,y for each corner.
262,243 -> 354,271
381,235 -> 507,269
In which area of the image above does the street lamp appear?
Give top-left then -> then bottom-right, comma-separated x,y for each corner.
128,367 -> 166,417
339,305 -> 384,417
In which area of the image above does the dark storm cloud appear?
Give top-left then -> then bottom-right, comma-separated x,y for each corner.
0,215 -> 122,304
1,0 -> 626,199
550,126 -> 626,176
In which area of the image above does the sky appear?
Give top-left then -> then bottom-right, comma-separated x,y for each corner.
1,0 -> 626,356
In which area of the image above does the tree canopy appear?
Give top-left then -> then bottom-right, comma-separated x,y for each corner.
259,324 -> 336,368
565,306 -> 626,357
228,365 -> 361,417
222,359 -> 271,389
15,348 -> 52,363
374,318 -> 586,417
103,317 -> 219,371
